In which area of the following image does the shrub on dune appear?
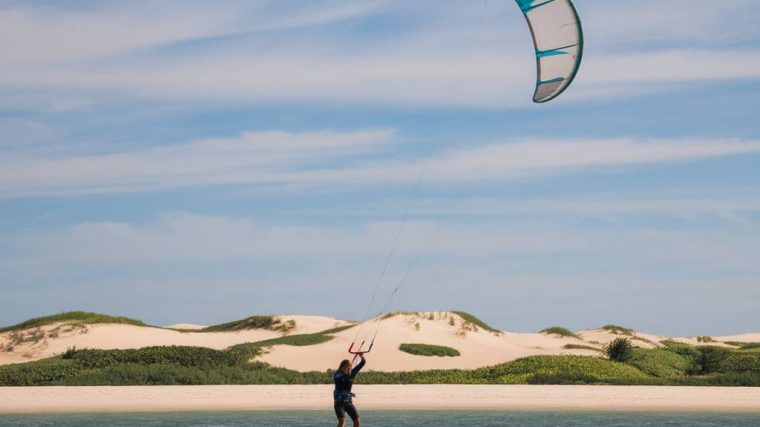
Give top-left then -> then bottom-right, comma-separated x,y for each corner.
605,338 -> 633,362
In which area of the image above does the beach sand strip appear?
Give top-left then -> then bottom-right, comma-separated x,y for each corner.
1,385 -> 760,413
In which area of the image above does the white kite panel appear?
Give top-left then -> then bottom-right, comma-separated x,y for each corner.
515,0 -> 583,103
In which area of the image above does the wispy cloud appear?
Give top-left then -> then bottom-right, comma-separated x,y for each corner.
2,1 -> 758,108
2,131 -> 759,198
390,192 -> 760,224
579,0 -> 760,49
0,1 -> 384,66
2,203 -> 757,331
4,48 -> 759,108
0,128 -> 396,197
0,213 -> 567,269
3,210 -> 756,269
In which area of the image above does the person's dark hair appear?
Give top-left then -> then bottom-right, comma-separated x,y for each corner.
338,359 -> 351,372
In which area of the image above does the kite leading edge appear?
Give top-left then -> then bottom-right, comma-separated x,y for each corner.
516,0 -> 584,103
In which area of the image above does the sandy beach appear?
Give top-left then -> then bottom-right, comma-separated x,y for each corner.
1,385 -> 760,414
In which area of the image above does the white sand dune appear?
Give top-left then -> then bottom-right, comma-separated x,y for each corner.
164,323 -> 207,330
716,333 -> 760,343
1,311 -> 756,370
0,315 -> 351,366
260,312 -> 599,372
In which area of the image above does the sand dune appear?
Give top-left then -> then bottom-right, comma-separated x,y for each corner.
0,315 -> 351,366
164,323 -> 206,330
1,311 -> 756,370
260,312 -> 599,371
716,333 -> 760,343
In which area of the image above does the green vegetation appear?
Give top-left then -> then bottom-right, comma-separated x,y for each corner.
601,324 -> 634,336
563,344 -> 602,352
539,327 -> 579,339
627,348 -> 693,379
605,338 -> 633,362
720,352 -> 760,373
478,355 -> 654,385
696,346 -> 730,374
0,330 -> 336,386
317,324 -> 357,335
202,316 -> 295,333
355,355 -> 658,385
660,340 -> 701,359
697,336 -> 715,343
2,345 -> 760,386
2,312 -> 758,387
61,346 -> 239,368
0,311 -> 147,333
227,333 -> 335,361
724,342 -> 760,351
399,343 -> 460,357
450,311 -> 500,333
379,311 -> 418,320
377,311 -> 500,335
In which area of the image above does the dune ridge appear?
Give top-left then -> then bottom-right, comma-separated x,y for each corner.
1,311 -> 756,372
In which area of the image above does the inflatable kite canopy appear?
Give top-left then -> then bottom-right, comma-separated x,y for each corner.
516,0 -> 583,103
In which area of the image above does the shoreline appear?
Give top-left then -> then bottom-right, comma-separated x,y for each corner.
2,385 -> 760,414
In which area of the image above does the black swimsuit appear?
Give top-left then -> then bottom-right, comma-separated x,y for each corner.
333,359 -> 365,420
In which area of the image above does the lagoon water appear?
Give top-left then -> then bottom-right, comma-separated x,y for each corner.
1,411 -> 760,426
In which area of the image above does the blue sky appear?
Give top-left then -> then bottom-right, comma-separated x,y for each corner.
1,0 -> 759,335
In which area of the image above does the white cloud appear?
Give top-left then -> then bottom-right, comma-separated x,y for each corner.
397,192 -> 760,223
2,132 -> 760,198
2,210 -> 757,279
4,48 -> 759,108
0,213 -> 571,269
2,1 -> 759,108
0,1 -> 384,66
578,0 -> 760,48
583,50 -> 760,83
0,128 -> 396,197
399,137 -> 760,182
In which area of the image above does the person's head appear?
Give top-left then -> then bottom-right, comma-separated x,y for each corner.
338,359 -> 351,374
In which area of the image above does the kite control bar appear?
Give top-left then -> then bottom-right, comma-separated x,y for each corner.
348,341 -> 373,355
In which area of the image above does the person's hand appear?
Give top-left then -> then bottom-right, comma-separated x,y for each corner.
360,353 -> 366,361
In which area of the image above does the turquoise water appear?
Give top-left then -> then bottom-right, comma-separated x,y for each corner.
1,411 -> 760,426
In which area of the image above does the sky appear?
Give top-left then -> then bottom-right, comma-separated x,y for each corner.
1,0 -> 759,335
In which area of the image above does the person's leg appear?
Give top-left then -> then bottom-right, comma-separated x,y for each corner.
335,402 -> 346,427
346,403 -> 360,427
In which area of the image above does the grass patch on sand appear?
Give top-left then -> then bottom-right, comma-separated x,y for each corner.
317,324 -> 357,335
0,311 -> 148,334
202,316 -> 295,333
563,344 -> 602,352
377,311 -> 500,334
450,311 -> 500,333
540,327 -> 579,339
601,324 -> 634,336
399,343 -> 460,357
379,311 -> 424,321
227,333 -> 335,360
724,342 -> 760,351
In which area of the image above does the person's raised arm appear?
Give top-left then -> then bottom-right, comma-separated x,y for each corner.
351,355 -> 366,377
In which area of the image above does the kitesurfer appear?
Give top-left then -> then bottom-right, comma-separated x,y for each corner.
334,354 -> 366,427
